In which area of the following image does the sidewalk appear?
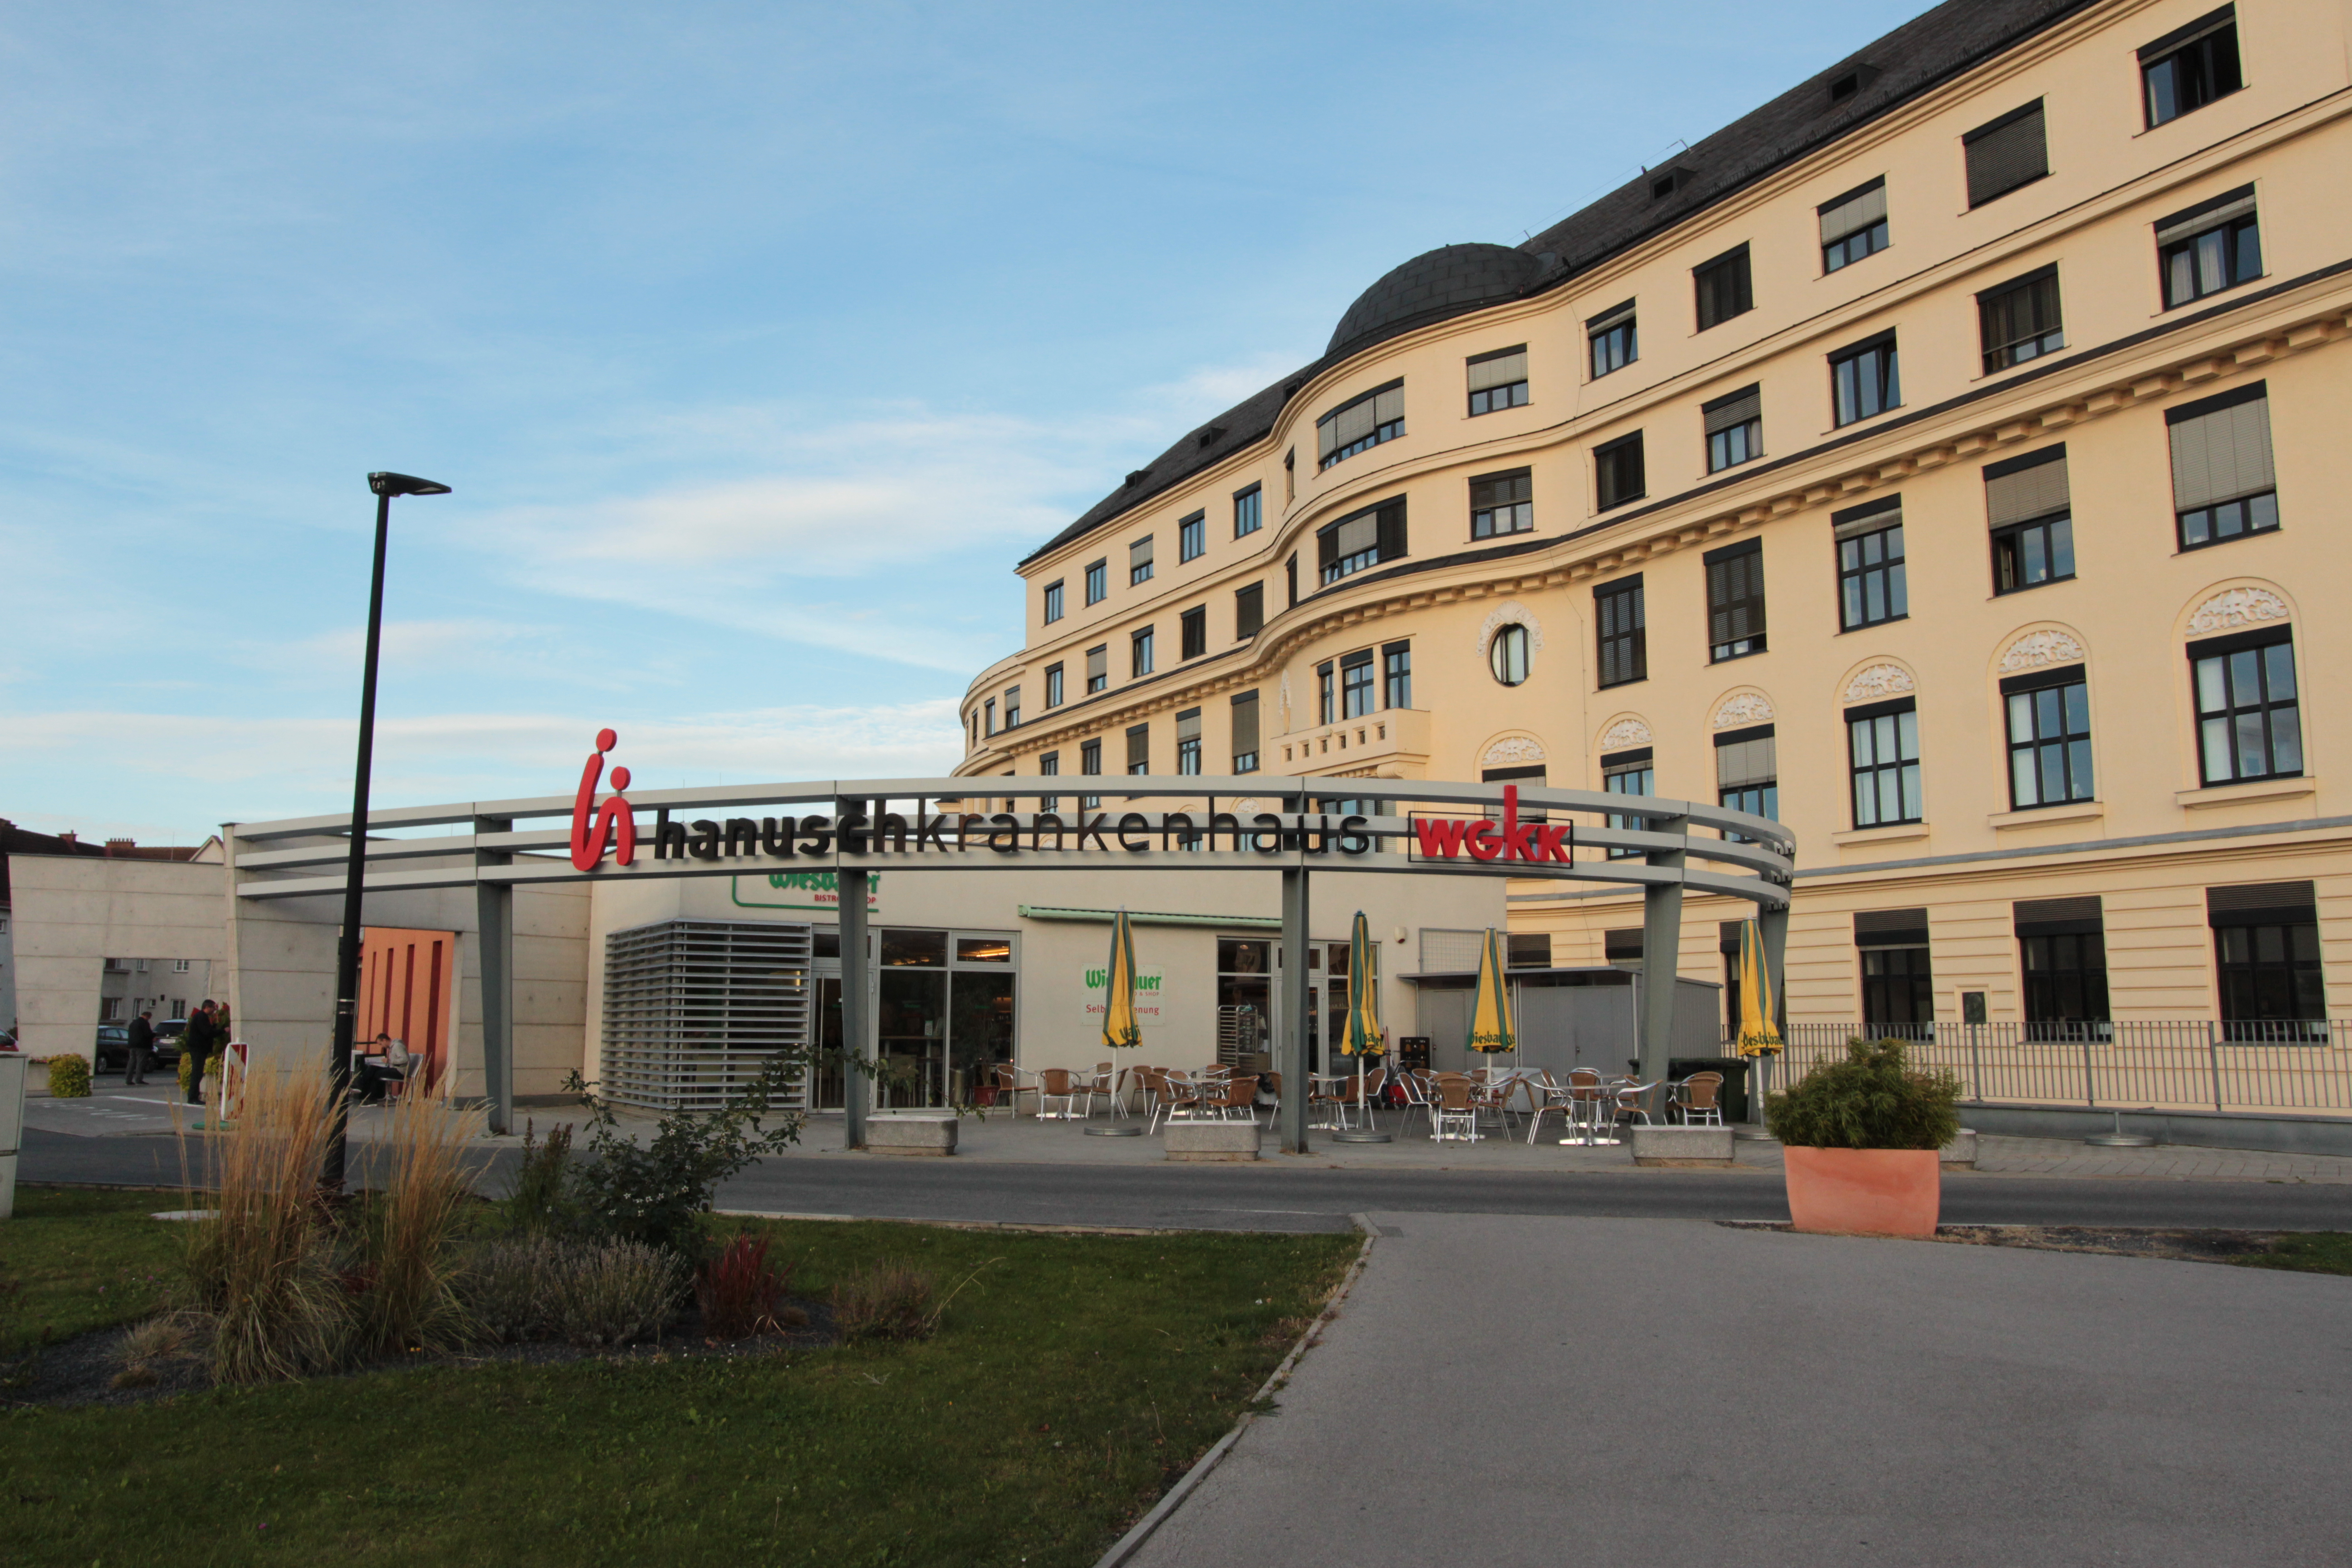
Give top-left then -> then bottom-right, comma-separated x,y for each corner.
1128,1212 -> 2352,1567
26,1078 -> 2352,1183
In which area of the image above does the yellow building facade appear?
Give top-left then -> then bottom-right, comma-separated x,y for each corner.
959,0 -> 2352,1043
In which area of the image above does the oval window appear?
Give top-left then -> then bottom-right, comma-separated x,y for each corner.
1489,623 -> 1530,686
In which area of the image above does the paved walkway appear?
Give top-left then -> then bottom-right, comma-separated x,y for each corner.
1130,1213 -> 2352,1567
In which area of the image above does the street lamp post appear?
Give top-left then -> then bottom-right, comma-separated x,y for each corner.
321,470 -> 451,1196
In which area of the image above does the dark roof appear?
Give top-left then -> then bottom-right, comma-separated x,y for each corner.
1020,0 -> 2099,569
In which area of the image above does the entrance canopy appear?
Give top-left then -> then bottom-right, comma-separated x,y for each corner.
225,774 -> 1793,1151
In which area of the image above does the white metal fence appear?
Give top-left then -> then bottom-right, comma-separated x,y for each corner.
1751,1021 -> 2352,1117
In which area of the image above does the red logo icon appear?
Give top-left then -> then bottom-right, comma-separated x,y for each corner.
1409,786 -> 1573,864
570,728 -> 637,872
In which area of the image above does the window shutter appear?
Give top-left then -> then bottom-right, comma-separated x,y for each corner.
1333,510 -> 1378,559
1965,101 -> 2047,207
1854,907 -> 1930,947
1129,535 -> 1153,571
1715,733 -> 1777,789
2156,186 -> 2256,245
1235,583 -> 1264,638
1333,397 -> 1378,448
1832,495 -> 1902,540
2014,895 -> 2102,937
1703,385 -> 1761,436
1376,501 -> 1407,564
1818,178 -> 1887,245
2207,881 -> 2317,927
1373,384 -> 1404,427
1467,347 -> 1527,393
2169,386 -> 2274,510
1588,300 -> 1634,335
1230,691 -> 1259,756
1126,724 -> 1150,770
1176,707 -> 1201,742
1705,539 -> 1764,649
1086,646 -> 1106,683
1984,446 -> 2071,526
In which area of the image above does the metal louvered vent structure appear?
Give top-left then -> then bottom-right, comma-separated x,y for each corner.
602,919 -> 814,1111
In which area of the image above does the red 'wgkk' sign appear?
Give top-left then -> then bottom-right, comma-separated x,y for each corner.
1409,785 -> 1573,864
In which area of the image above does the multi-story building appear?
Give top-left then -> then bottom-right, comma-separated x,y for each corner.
958,0 -> 2352,1043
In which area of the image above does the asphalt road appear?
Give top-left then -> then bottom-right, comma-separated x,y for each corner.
29,1127 -> 2352,1233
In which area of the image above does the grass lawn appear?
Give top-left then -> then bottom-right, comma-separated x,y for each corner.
2237,1231 -> 2352,1276
0,1186 -> 184,1352
0,1191 -> 1358,1568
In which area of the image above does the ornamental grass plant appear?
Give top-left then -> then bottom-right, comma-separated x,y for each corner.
356,1091 -> 484,1356
1765,1038 -> 1962,1151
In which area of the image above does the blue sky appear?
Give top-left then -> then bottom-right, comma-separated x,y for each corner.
1,0 -> 1923,843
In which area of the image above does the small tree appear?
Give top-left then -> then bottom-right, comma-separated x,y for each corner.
1765,1038 -> 1960,1151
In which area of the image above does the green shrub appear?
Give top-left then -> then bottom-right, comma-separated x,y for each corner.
500,1119 -> 577,1235
47,1055 -> 91,1098
1766,1038 -> 1960,1151
563,1058 -> 808,1263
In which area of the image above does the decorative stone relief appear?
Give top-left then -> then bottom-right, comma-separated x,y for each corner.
2187,587 -> 2290,634
1711,691 -> 1775,729
1482,735 -> 1547,765
1843,663 -> 1916,702
1598,716 -> 1653,750
1996,629 -> 2087,673
1473,601 -> 1544,657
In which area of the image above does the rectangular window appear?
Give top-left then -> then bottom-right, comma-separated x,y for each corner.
1176,707 -> 1202,775
1341,650 -> 1376,719
1002,686 -> 1020,729
1131,625 -> 1155,678
1125,723 -> 1149,775
1847,697 -> 1922,827
1715,723 -> 1778,841
1085,644 -> 1108,694
1594,432 -> 1645,512
2168,380 -> 2277,549
2209,881 -> 2324,1031
1285,553 -> 1298,607
1703,385 -> 1762,473
1234,484 -> 1262,537
2190,627 -> 2300,784
1317,661 -> 1335,725
1235,582 -> 1264,639
1044,663 -> 1064,708
1588,301 -> 1637,378
1178,512 -> 1205,563
1085,560 -> 1107,605
1317,379 -> 1405,470
1230,691 -> 1260,773
1978,265 -> 2064,373
2158,185 -> 2260,308
1470,468 -> 1533,539
1603,748 -> 1654,860
1129,535 -> 1155,586
1964,99 -> 2048,208
2143,5 -> 2241,128
1042,580 -> 1064,623
1595,576 -> 1646,688
1819,176 -> 1889,272
1080,738 -> 1102,808
1382,641 -> 1411,709
1508,933 -> 1553,969
1834,497 -> 1907,631
1704,538 -> 1766,661
1038,752 -> 1060,813
1467,345 -> 1529,416
983,698 -> 995,736
1179,606 -> 1206,660
2003,664 -> 2093,808
1830,333 -> 1899,426
1986,444 -> 2074,593
1317,497 -> 1407,585
1857,909 -> 1935,1029
1694,245 -> 1753,331
2016,896 -> 2109,1031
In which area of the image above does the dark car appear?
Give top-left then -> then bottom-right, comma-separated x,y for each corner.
93,1021 -> 184,1073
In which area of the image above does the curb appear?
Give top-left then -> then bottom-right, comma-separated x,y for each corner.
1091,1211 -> 1381,1568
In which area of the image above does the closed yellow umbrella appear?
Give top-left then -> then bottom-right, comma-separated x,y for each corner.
1734,919 -> 1784,1057
1343,910 -> 1384,1118
1101,909 -> 1144,1052
1468,927 -> 1516,1055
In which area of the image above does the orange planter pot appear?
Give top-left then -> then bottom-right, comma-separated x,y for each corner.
1783,1147 -> 1940,1237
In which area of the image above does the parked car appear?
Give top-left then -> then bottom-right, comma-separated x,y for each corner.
93,1021 -> 184,1072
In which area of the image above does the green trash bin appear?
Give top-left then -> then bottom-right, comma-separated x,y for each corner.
1666,1056 -> 1751,1125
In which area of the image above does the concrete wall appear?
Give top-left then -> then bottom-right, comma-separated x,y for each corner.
8,855 -> 229,1061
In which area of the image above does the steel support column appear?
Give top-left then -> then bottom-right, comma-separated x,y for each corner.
1279,864 -> 1310,1155
840,866 -> 872,1150
1637,814 -> 1688,1086
474,813 -> 514,1136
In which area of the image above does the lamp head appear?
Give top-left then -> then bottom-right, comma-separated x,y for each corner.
368,471 -> 452,498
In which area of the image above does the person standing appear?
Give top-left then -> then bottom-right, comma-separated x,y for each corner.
184,1000 -> 217,1106
124,1009 -> 155,1085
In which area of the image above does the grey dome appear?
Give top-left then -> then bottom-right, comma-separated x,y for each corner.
1326,243 -> 1547,361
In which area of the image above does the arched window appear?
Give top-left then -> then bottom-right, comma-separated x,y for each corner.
1489,624 -> 1530,686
